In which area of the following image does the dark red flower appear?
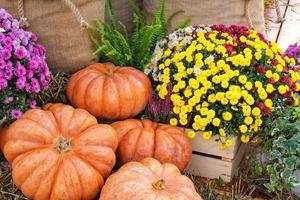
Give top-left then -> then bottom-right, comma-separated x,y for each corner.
283,67 -> 288,72
280,76 -> 288,83
258,102 -> 265,110
268,93 -> 275,98
283,91 -> 292,98
268,77 -> 275,84
291,83 -> 297,92
264,108 -> 271,116
287,79 -> 294,87
287,98 -> 294,106
258,65 -> 266,74
224,44 -> 233,52
272,59 -> 279,65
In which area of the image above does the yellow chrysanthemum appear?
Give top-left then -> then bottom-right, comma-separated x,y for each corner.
222,112 -> 232,121
219,128 -> 226,137
241,135 -> 250,143
225,139 -> 232,147
245,82 -> 253,90
238,75 -> 247,84
239,125 -> 248,133
251,107 -> 261,116
278,85 -> 287,94
202,131 -> 212,140
264,99 -> 273,108
212,118 -> 221,127
169,118 -> 178,126
187,130 -> 196,139
244,116 -> 253,125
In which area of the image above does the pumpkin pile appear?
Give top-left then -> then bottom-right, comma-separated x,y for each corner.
0,62 -> 199,200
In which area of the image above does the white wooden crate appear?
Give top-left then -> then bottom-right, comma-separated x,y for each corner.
181,127 -> 247,182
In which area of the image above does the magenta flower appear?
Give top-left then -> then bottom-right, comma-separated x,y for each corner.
14,46 -> 27,59
16,77 -> 26,89
29,100 -> 37,109
0,8 -> 51,124
11,109 -> 22,119
15,62 -> 26,77
0,78 -> 8,90
1,48 -> 11,60
4,96 -> 14,104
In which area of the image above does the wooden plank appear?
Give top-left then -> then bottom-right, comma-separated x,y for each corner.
277,0 -> 300,49
230,143 -> 248,179
159,123 -> 240,159
265,0 -> 289,41
185,144 -> 247,182
185,153 -> 233,182
182,127 -> 240,159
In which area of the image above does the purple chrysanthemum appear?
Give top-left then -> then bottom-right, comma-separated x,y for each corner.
3,96 -> 13,105
0,8 -> 51,124
11,109 -> 22,119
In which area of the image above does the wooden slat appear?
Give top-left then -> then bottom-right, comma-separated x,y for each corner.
185,144 -> 247,182
182,127 -> 240,159
265,0 -> 289,41
277,0 -> 300,50
185,153 -> 233,182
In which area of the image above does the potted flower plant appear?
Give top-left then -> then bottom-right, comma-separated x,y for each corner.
144,25 -> 300,180
0,8 -> 51,149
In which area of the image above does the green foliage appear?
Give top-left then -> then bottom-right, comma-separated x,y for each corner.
252,106 -> 300,198
92,0 -> 190,71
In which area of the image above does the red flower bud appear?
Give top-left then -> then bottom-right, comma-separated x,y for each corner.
287,98 -> 294,106
287,79 -> 294,87
264,108 -> 271,116
280,76 -> 288,83
272,59 -> 279,65
224,44 -> 233,52
258,65 -> 266,74
283,91 -> 292,98
268,77 -> 275,84
283,67 -> 288,72
258,102 -> 265,110
291,83 -> 297,92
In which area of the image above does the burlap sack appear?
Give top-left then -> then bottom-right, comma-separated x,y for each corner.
142,0 -> 265,34
108,0 -> 142,34
0,0 -> 104,72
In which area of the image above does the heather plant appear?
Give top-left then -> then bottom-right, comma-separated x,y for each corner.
0,8 -> 51,125
284,43 -> 300,65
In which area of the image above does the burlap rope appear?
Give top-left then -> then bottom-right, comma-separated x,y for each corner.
245,0 -> 284,28
17,0 -> 90,28
245,0 -> 254,28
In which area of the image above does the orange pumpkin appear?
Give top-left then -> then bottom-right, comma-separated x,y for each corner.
67,63 -> 152,120
3,103 -> 118,200
100,158 -> 202,200
0,126 -> 8,151
111,119 -> 192,171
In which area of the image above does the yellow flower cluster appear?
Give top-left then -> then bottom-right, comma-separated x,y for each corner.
149,25 -> 300,148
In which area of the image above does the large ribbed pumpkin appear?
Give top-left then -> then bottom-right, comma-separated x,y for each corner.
100,158 -> 202,200
0,126 -> 8,151
3,103 -> 118,200
67,63 -> 152,120
111,119 -> 192,171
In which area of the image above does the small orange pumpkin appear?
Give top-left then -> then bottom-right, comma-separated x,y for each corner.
0,126 -> 8,151
100,158 -> 202,200
67,63 -> 152,120
3,103 -> 118,200
111,119 -> 192,171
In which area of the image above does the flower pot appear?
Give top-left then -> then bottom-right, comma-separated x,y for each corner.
161,124 -> 247,182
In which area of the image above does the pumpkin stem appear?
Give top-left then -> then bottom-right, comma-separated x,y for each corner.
152,179 -> 165,190
106,68 -> 113,76
55,136 -> 72,153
